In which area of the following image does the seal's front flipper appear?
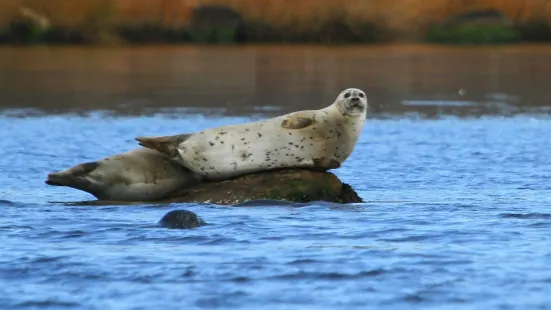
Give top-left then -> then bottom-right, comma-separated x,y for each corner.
135,134 -> 190,158
312,157 -> 341,171
281,116 -> 316,130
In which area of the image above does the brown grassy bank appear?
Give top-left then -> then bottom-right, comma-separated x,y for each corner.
1,0 -> 550,44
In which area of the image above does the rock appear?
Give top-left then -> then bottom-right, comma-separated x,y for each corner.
55,169 -> 363,206
187,5 -> 243,43
158,210 -> 205,229
163,168 -> 363,205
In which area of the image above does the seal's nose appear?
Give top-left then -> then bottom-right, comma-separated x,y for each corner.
351,97 -> 360,102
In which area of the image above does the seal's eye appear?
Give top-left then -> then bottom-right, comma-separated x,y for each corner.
359,93 -> 365,98
344,92 -> 351,99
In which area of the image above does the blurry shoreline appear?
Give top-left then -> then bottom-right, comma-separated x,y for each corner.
1,0 -> 551,45
1,43 -> 550,119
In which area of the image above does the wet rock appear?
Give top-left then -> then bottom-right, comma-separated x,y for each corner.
164,168 -> 363,205
56,169 -> 363,206
187,5 -> 243,43
158,210 -> 205,229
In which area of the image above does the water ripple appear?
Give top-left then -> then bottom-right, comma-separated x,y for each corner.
500,213 -> 551,219
1,114 -> 550,309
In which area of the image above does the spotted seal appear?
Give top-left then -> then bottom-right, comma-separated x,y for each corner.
158,209 -> 206,229
45,147 -> 201,201
136,88 -> 368,181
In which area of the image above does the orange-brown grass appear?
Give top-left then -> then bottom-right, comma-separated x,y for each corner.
1,0 -> 550,40
0,0 -> 197,28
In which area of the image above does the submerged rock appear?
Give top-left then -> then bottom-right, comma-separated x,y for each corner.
158,210 -> 205,229
163,168 -> 363,205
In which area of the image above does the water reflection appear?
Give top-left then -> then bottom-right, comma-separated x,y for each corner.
0,44 -> 550,118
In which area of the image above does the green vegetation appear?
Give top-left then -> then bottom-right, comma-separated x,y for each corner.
427,25 -> 521,45
1,19 -> 50,44
117,25 -> 187,43
188,27 -> 238,44
1,1 -> 551,46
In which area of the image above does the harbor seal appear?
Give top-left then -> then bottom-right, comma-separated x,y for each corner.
136,88 -> 368,181
45,147 -> 201,201
158,209 -> 206,229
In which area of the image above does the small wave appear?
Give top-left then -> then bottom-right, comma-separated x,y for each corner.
271,269 -> 385,280
28,256 -> 61,264
193,290 -> 249,308
55,200 -> 160,207
122,235 -> 212,243
527,222 -> 551,228
231,200 -> 350,209
13,300 -> 80,308
199,237 -> 251,246
401,293 -> 425,303
378,235 -> 437,242
0,199 -> 16,206
401,100 -> 475,107
286,258 -> 318,265
229,276 -> 250,282
232,199 -> 308,207
0,108 -> 48,118
499,213 -> 551,219
60,230 -> 88,238
0,225 -> 34,230
415,259 -> 473,266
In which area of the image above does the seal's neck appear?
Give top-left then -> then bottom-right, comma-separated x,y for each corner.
326,100 -> 345,115
325,101 -> 365,121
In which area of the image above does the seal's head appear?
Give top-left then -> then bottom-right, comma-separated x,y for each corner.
335,88 -> 368,117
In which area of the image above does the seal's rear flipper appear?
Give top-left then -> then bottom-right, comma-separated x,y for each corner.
312,157 -> 341,171
135,134 -> 190,158
45,162 -> 98,191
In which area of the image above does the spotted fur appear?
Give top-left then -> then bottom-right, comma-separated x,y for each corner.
136,88 -> 368,181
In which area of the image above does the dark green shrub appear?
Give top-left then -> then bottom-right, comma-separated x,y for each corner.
517,19 -> 551,42
427,24 -> 520,44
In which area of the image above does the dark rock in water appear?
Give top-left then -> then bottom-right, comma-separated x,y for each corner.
164,169 -> 363,205
158,210 -> 205,229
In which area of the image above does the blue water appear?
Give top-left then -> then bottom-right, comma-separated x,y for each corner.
1,110 -> 550,309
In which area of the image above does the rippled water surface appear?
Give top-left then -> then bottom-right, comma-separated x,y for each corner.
1,45 -> 551,309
